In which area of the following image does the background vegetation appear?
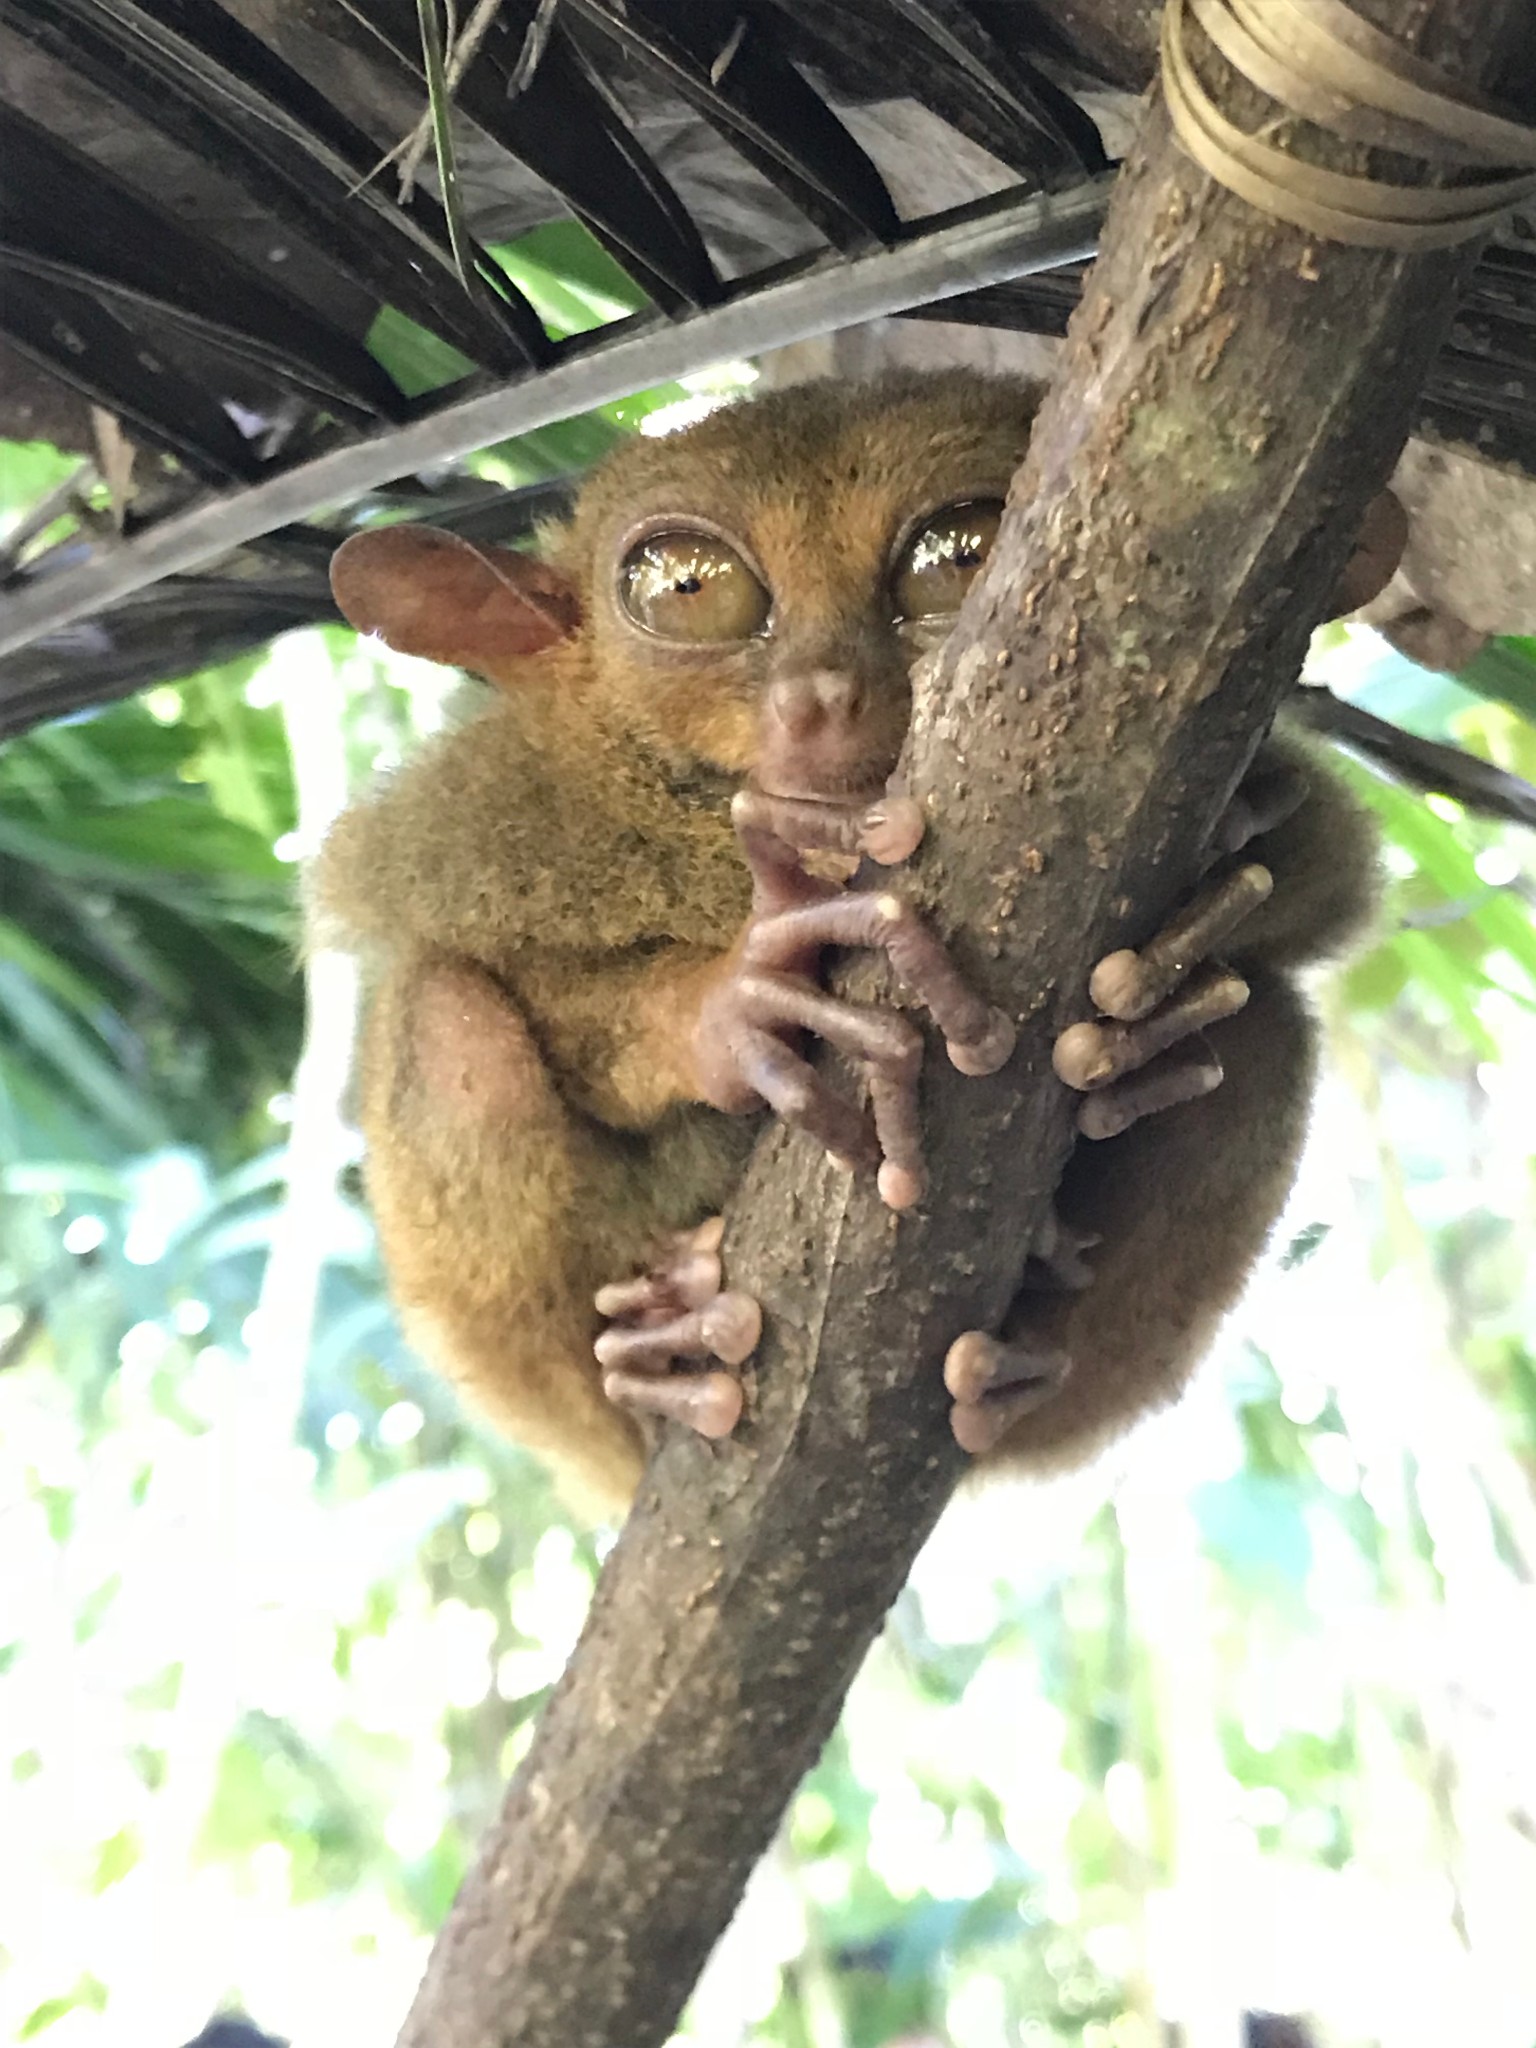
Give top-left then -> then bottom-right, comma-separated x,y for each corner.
2,253 -> 1534,2045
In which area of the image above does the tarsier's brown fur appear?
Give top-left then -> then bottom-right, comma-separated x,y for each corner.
311,372 -> 1380,1518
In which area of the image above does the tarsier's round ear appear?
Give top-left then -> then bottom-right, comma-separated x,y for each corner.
330,524 -> 582,680
1327,488 -> 1408,620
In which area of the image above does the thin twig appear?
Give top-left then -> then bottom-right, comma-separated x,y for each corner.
507,0 -> 560,97
1291,684 -> 1536,832
347,0 -> 506,202
401,0 -> 506,201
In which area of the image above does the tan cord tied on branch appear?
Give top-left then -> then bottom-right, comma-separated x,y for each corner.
1162,0 -> 1536,248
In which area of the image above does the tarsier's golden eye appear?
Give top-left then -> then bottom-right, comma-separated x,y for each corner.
892,501 -> 1005,621
618,530 -> 771,643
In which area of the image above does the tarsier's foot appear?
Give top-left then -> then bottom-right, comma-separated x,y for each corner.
594,1217 -> 761,1440
1054,862 -> 1272,1140
944,1327 -> 1073,1455
699,811 -> 1014,1211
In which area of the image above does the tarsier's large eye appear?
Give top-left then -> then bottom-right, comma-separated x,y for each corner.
892,501 -> 1005,620
618,529 -> 771,643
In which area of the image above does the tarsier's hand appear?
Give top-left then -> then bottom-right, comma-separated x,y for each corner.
693,787 -> 1014,1211
608,788 -> 1012,1441
944,756 -> 1311,1454
1051,755 -> 1306,1140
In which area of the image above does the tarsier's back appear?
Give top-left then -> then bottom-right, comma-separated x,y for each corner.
312,370 -> 1383,1518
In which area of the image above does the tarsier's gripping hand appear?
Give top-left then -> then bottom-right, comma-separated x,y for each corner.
600,787 -> 1013,1440
944,756 -> 1310,1454
693,793 -> 1015,1212
1050,754 -> 1307,1140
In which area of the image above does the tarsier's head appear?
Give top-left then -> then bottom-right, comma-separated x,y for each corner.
329,371 -> 1043,805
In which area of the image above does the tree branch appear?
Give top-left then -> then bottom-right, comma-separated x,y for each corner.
394,6 -> 1536,2042
1292,684 -> 1536,831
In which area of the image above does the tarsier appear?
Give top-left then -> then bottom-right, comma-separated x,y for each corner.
311,372 -> 1388,1519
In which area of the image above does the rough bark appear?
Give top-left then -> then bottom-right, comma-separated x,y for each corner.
395,6 -> 1535,2044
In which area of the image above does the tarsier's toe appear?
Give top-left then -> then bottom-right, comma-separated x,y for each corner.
603,1368 -> 744,1439
1075,1040 -> 1223,1140
701,1291 -> 763,1367
877,1159 -> 926,1210
944,1329 -> 1072,1456
860,795 -> 925,866
1085,948 -> 1158,1025
593,1217 -> 727,1321
1088,864 -> 1272,1025
946,1006 -> 1017,1078
595,1221 -> 760,1441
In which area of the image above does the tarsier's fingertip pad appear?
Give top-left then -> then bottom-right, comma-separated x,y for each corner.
1087,949 -> 1154,1022
1052,1022 -> 1115,1090
702,1292 -> 763,1366
950,1403 -> 1006,1457
860,796 -> 925,866
688,1372 -> 746,1439
691,1215 -> 727,1255
948,1008 -> 1016,1077
602,1368 -> 744,1440
1238,861 -> 1275,903
943,1330 -> 1001,1405
877,1159 -> 925,1211
672,1251 -> 724,1309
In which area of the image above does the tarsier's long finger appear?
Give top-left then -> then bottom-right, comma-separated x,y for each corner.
1211,764 -> 1308,859
734,821 -> 837,921
736,971 -> 928,1206
731,1022 -> 881,1171
1087,865 -> 1271,1022
602,1368 -> 744,1440
593,1294 -> 763,1375
732,786 -> 926,867
944,1330 -> 1073,1456
1056,963 -> 1247,1090
868,1069 -> 928,1212
1075,1036 -> 1224,1140
743,892 -> 1015,1078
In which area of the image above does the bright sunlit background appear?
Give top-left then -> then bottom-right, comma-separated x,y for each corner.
2,281 -> 1534,2048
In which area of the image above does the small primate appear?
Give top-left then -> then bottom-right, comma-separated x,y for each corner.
310,372 -> 1386,1517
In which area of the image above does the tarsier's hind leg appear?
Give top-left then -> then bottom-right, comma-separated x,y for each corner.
958,974 -> 1316,1470
358,956 -> 654,1517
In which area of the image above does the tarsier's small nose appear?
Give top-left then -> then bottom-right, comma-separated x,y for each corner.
767,670 -> 863,737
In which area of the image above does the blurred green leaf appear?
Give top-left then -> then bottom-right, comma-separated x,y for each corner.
365,304 -> 477,400
19,1978 -> 108,2038
1458,635 -> 1536,722
91,1826 -> 140,1892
